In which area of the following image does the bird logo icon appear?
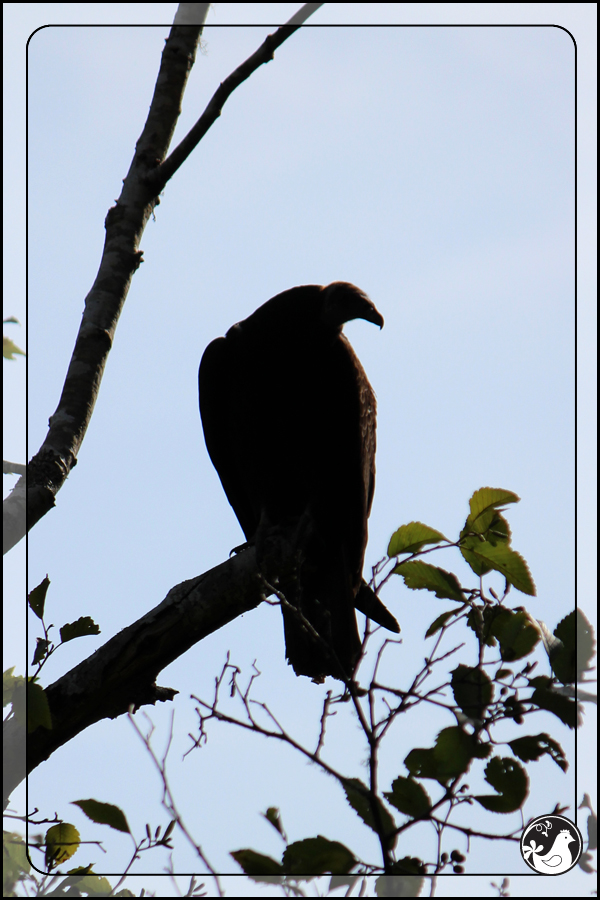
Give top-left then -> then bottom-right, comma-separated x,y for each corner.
520,815 -> 583,875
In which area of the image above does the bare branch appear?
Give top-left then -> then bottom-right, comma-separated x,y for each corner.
3,474 -> 25,554
18,24 -> 206,554
285,3 -> 324,27
17,6 -> 323,555
150,7 -> 323,191
128,709 -> 223,895
174,3 -> 212,25
315,689 -> 334,757
3,460 -> 26,476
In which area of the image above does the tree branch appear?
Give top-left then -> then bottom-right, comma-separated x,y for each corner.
174,3 -> 212,26
285,3 -> 324,27
150,4 -> 324,192
3,474 -> 25,555
4,548 -> 266,804
3,460 -> 26,476
9,22 -> 208,556
13,5 -> 324,557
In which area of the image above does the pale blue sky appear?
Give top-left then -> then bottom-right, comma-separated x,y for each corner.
3,3 -> 596,896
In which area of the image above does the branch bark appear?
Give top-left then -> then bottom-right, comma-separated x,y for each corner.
7,22 -> 206,556
4,0 -> 325,804
5,4 -> 322,556
3,461 -> 26,476
4,548 -> 266,804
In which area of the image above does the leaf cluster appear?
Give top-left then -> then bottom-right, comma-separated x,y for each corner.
7,488 -> 594,892
222,489 -> 593,883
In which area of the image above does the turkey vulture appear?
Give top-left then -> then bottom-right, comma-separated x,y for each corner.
199,282 -> 399,681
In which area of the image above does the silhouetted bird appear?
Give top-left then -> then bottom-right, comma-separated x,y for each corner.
199,282 -> 398,681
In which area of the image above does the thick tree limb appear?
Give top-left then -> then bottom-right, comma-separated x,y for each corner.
8,5 -> 323,556
174,3 -> 212,26
3,461 -> 26,476
4,548 -> 266,804
7,23 -> 206,556
3,475 -> 25,554
10,8 -> 323,556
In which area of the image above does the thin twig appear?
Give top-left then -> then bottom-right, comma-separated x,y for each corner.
151,6 -> 324,192
128,708 -> 223,896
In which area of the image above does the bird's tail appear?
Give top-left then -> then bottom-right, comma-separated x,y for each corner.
281,540 -> 362,682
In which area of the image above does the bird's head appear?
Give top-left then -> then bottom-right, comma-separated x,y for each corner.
321,282 -> 384,332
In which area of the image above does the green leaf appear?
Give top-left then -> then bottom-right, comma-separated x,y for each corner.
60,617 -> 101,643
466,488 -> 520,533
28,575 -> 50,619
425,610 -> 461,637
405,727 -> 490,784
342,778 -> 397,849
573,609 -> 596,681
496,668 -> 513,680
490,609 -> 540,661
462,511 -> 512,560
71,799 -> 130,834
508,733 -> 568,772
459,489 -> 535,596
27,680 -> 52,732
474,756 -> 529,813
3,336 -> 26,359
3,667 -> 24,708
393,560 -> 465,603
389,859 -> 426,875
282,836 -> 356,877
230,849 -> 284,880
529,679 -> 578,729
544,611 -> 576,685
376,871 -> 425,895
383,777 -> 431,819
262,807 -> 285,838
461,538 -> 535,595
3,831 -> 30,896
467,605 -> 498,647
451,665 -> 493,721
485,512 -> 512,546
32,638 -> 51,665
65,874 -> 113,895
460,508 -> 511,575
45,823 -> 81,867
50,870 -> 112,896
9,675 -> 25,724
460,535 -> 492,577
535,619 -> 569,684
387,522 -> 447,557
